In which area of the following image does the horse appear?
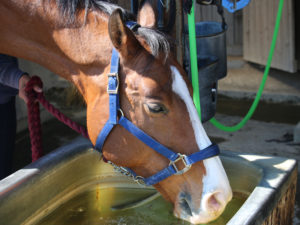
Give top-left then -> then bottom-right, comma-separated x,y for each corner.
0,0 -> 232,224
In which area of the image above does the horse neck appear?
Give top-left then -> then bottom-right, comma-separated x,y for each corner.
0,0 -> 113,84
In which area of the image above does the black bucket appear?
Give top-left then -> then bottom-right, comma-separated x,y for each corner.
184,21 -> 227,122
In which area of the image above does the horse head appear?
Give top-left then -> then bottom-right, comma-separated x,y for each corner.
0,0 -> 232,223
86,3 -> 232,224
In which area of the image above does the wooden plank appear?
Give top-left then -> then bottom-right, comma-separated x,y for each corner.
243,0 -> 297,73
175,0 -> 184,65
297,1 -> 300,68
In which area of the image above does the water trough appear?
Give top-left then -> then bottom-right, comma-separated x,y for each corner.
0,137 -> 296,225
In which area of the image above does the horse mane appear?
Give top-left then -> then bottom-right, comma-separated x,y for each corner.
56,0 -> 133,23
55,0 -> 170,59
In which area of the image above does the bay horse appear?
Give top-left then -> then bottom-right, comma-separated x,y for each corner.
0,0 -> 232,223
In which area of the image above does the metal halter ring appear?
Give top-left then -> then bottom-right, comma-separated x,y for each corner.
118,109 -> 124,118
134,176 -> 146,186
169,153 -> 192,175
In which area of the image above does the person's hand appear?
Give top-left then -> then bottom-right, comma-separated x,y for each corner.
18,74 -> 42,103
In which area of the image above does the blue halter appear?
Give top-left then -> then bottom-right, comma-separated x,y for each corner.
94,22 -> 220,186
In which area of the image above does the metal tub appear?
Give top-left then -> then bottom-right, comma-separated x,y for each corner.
0,137 -> 296,225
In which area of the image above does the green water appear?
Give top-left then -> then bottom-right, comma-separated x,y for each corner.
36,187 -> 246,225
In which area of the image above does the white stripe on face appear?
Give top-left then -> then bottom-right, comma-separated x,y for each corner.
170,66 -> 232,219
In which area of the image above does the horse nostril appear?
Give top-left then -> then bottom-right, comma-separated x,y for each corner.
205,192 -> 224,212
179,195 -> 193,217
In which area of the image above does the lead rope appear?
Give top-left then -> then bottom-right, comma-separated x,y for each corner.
25,76 -> 89,162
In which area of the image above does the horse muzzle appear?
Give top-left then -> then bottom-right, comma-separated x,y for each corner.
174,189 -> 232,224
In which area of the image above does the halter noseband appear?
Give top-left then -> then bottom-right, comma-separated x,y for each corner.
94,22 -> 220,186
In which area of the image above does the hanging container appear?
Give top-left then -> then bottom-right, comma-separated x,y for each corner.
184,21 -> 227,122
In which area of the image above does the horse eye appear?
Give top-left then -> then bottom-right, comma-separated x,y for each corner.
146,103 -> 168,114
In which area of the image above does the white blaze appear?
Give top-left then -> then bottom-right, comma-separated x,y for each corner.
171,66 -> 232,223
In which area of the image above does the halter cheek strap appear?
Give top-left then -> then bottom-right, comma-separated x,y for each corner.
94,22 -> 220,186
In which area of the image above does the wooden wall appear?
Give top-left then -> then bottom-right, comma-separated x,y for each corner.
243,0 -> 297,73
296,0 -> 300,69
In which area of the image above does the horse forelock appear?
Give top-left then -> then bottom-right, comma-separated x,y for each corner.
136,27 -> 170,61
54,0 -> 170,60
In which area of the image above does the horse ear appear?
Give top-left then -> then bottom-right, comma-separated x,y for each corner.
108,9 -> 142,60
137,1 -> 157,28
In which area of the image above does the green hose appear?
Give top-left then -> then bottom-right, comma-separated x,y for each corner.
188,3 -> 201,119
188,0 -> 284,132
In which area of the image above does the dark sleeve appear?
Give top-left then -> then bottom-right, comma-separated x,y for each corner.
0,54 -> 24,89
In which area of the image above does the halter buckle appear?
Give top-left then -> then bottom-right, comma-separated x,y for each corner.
107,72 -> 119,94
170,153 -> 191,175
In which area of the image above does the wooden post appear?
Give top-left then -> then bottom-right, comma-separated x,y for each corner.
174,0 -> 183,65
